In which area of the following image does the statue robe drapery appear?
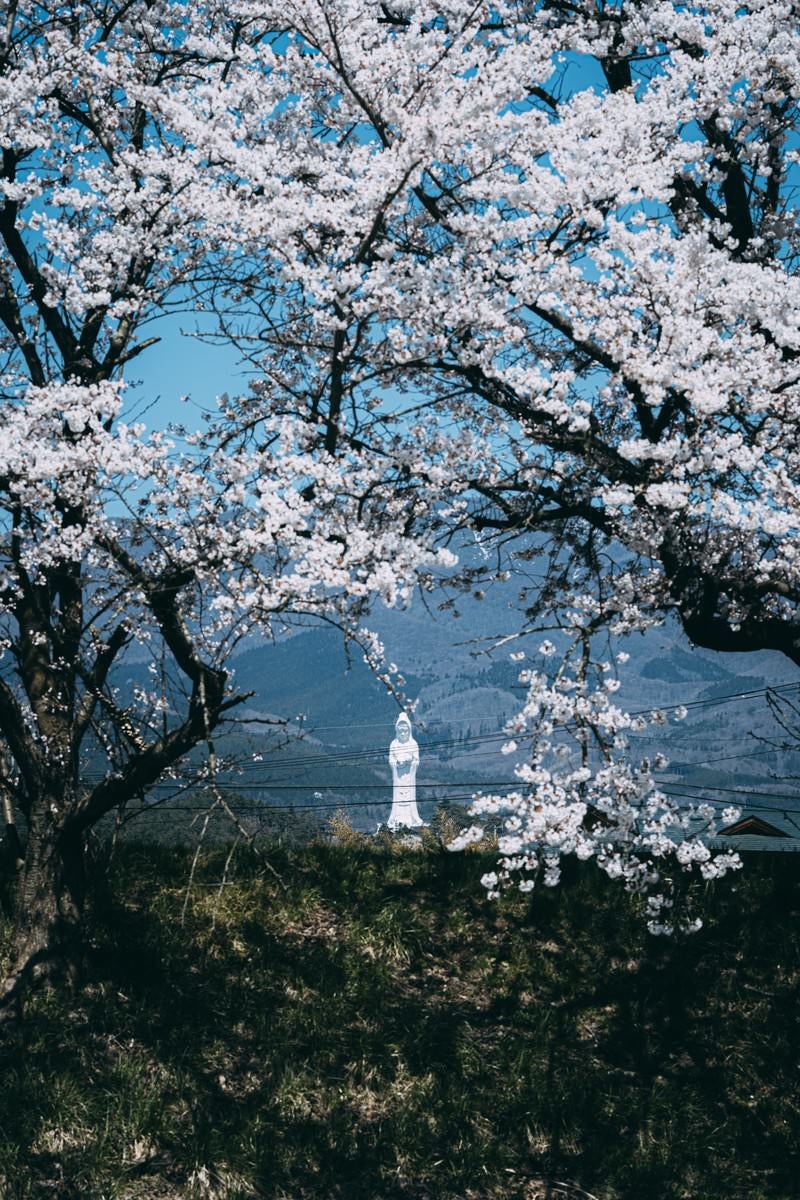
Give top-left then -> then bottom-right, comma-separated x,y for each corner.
387,735 -> 422,829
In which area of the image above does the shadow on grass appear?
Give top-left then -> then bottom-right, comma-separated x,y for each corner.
1,843 -> 799,1199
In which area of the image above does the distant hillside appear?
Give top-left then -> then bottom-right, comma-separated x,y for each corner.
104,567 -> 800,832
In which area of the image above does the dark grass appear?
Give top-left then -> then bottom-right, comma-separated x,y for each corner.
1,840 -> 799,1199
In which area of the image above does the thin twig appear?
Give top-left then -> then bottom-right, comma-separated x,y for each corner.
181,805 -> 214,926
199,675 -> 285,888
211,835 -> 240,933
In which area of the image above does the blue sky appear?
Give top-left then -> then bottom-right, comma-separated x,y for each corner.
124,312 -> 246,432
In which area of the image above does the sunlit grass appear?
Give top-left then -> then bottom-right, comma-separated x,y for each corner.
0,840 -> 798,1198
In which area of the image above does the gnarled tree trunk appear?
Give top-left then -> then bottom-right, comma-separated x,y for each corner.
0,799 -> 86,1024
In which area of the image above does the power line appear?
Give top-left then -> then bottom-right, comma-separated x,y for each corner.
261,713 -> 519,732
264,677 -> 800,735
660,790 -> 800,817
79,682 -> 800,812
106,777 -> 800,808
93,768 -> 798,796
82,729 -> 516,783
119,794 -> 800,822
228,730 -> 514,770
508,679 -> 800,705
646,680 -> 799,709
120,793 -> 497,816
659,780 -> 799,804
83,736 -> 799,790
107,779 -> 521,792
642,747 -> 790,768
118,782 -> 800,819
214,680 -> 800,774
81,747 -> 797,792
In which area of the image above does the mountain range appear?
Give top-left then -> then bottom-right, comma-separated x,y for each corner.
203,573 -> 800,832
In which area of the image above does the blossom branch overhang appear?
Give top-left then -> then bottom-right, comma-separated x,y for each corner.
449,630 -> 744,934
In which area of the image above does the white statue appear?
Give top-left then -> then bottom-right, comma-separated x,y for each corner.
387,712 -> 423,830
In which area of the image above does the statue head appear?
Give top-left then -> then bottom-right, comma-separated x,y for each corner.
395,713 -> 412,743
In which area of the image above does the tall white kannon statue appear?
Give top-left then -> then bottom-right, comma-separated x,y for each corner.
387,713 -> 423,830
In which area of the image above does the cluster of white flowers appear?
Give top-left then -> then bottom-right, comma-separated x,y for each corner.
448,600 -> 743,932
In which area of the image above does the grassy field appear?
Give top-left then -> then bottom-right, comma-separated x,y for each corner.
1,836 -> 799,1199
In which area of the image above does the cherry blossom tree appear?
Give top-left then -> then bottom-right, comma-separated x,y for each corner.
3,0 -> 799,1018
0,0 -> 447,1017
189,0 -> 799,918
208,0 -> 800,665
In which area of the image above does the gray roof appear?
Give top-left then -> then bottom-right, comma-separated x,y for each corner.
710,834 -> 800,853
710,807 -> 800,852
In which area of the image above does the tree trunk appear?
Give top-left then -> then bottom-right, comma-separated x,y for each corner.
0,804 -> 86,1025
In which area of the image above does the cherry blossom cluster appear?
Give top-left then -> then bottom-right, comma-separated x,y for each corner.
449,617 -> 743,934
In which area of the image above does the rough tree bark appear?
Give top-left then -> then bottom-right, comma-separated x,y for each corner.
0,545 -> 240,1026
1,799 -> 87,1014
